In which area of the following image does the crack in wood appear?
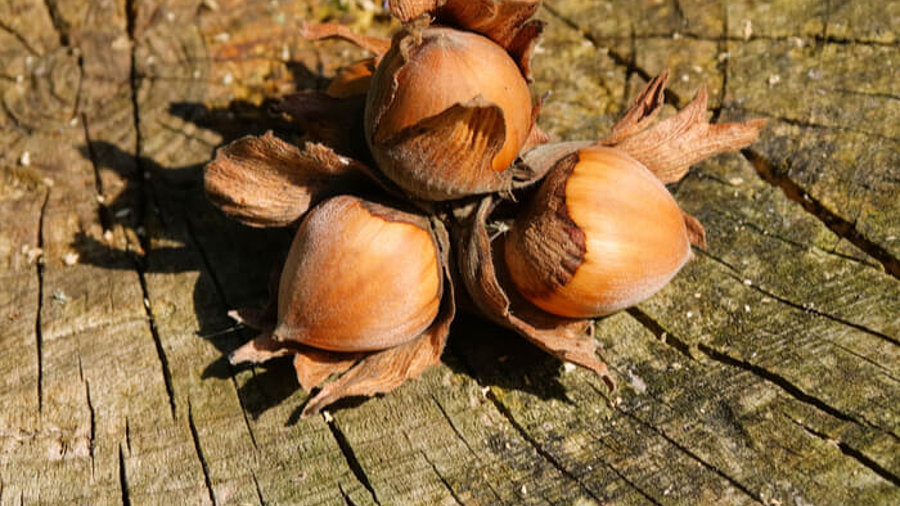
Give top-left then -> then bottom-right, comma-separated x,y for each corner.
134,263 -> 177,420
616,404 -> 765,504
0,21 -> 40,56
542,4 -> 689,107
430,395 -> 505,503
81,114 -> 114,232
697,249 -> 900,351
181,212 -> 260,451
483,389 -> 607,504
323,414 -> 381,506
787,416 -> 900,487
125,416 -> 132,455
118,444 -> 131,506
827,88 -> 900,102
35,188 -> 50,414
742,110 -> 899,143
738,220 -> 881,272
250,471 -> 265,506
231,377 -> 258,450
183,214 -> 229,308
448,342 -> 657,503
121,0 -> 179,424
79,357 -> 97,478
40,0 -> 69,47
430,395 -> 479,458
337,482 -> 359,506
1,98 -> 33,135
188,403 -> 218,506
742,149 -> 900,279
419,450 -> 464,506
711,3 -> 729,123
626,308 -> 699,361
697,344 -> 898,441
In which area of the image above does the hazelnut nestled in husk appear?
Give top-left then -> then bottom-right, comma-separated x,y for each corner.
504,146 -> 692,318
275,195 -> 443,352
228,195 -> 455,417
364,26 -> 536,200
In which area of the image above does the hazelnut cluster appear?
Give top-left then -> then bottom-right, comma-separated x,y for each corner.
206,0 -> 765,417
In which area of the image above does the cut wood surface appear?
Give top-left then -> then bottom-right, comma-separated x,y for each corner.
1,0 -> 897,504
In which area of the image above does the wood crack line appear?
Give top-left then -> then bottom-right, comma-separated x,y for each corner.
0,21 -> 40,55
250,472 -> 265,506
615,404 -> 765,504
122,0 -> 178,422
738,220 -> 881,272
542,5 -> 898,48
742,148 -> 900,280
698,250 -> 900,353
448,343 -> 652,502
181,213 -> 260,452
430,396 -> 504,503
40,0 -> 69,47
626,310 -> 898,440
323,414 -> 381,506
188,403 -> 218,506
788,417 -> 900,487
119,444 -> 131,506
741,110 -> 899,143
698,343 -> 898,440
35,188 -> 50,414
419,451 -> 464,506
134,263 -> 177,420
483,390 -> 607,504
431,395 -> 479,458
79,358 -> 97,477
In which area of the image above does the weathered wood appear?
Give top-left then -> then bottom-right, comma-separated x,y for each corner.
1,0 -> 897,504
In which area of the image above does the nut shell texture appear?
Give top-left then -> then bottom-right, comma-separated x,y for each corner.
365,26 -> 533,200
276,195 -> 442,352
505,147 -> 692,318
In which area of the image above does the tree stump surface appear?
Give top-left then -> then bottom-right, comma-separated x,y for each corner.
1,1 -> 897,504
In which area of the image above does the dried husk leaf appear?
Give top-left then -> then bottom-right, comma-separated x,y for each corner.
388,0 -> 543,79
325,57 -> 377,99
229,331 -> 302,364
375,97 -> 509,200
204,132 -> 369,227
518,71 -> 765,187
387,0 -> 440,23
228,332 -> 364,392
275,92 -> 369,160
301,219 -> 456,417
680,210 -> 708,249
301,22 -> 391,57
602,70 -> 669,144
604,88 -> 767,184
456,196 -> 615,389
519,93 -> 551,155
293,350 -> 364,392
